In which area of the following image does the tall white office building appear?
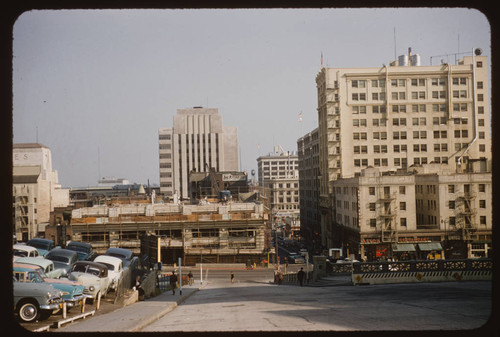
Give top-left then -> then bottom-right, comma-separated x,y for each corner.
158,107 -> 239,199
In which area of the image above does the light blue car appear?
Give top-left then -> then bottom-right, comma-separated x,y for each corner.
13,264 -> 87,310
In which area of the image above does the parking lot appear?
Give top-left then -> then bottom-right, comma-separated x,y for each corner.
16,290 -> 122,332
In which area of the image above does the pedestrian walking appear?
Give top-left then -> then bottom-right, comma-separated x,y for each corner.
188,271 -> 194,286
170,271 -> 178,295
134,275 -> 145,300
297,267 -> 305,287
230,271 -> 235,283
277,270 -> 283,285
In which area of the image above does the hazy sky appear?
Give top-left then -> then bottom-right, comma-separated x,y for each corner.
12,8 -> 491,188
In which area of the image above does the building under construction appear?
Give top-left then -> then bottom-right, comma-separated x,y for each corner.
70,200 -> 271,266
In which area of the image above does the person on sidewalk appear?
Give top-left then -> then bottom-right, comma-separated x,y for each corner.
188,271 -> 194,286
230,271 -> 235,284
170,271 -> 178,295
297,267 -> 305,287
134,275 -> 145,300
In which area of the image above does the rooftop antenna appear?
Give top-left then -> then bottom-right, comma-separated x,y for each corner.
98,146 -> 101,182
36,126 -> 38,143
393,27 -> 397,61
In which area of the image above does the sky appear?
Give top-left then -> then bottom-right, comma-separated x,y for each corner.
12,8 -> 491,188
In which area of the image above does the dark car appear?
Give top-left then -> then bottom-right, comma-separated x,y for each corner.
105,247 -> 138,270
66,241 -> 98,261
26,238 -> 56,257
45,249 -> 78,277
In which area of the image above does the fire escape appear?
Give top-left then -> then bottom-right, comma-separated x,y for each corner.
378,189 -> 398,243
455,185 -> 477,241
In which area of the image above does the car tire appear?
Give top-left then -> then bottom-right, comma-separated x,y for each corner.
17,300 -> 40,323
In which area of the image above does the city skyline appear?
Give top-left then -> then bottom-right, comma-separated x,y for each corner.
12,8 -> 491,188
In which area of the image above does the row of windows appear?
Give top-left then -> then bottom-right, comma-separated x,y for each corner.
353,92 -> 485,102
351,77 -> 478,89
352,104 -> 486,114
353,117 -> 486,127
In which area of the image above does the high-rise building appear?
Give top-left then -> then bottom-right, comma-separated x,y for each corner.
257,146 -> 300,237
297,128 -> 321,249
313,50 -> 491,250
158,107 -> 239,200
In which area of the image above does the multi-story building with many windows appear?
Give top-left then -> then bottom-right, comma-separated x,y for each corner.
332,165 -> 492,261
158,107 -> 239,200
257,147 -> 300,237
297,128 -> 321,249
12,143 -> 69,241
314,50 -> 491,250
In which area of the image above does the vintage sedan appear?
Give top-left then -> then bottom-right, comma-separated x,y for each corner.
26,238 -> 56,257
13,244 -> 40,261
15,257 -> 65,279
13,263 -> 86,310
13,276 -> 63,323
45,248 -> 79,277
66,241 -> 98,261
68,261 -> 110,303
94,255 -> 123,291
105,247 -> 138,270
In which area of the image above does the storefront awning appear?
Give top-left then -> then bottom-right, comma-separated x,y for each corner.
392,243 -> 416,252
418,242 -> 443,251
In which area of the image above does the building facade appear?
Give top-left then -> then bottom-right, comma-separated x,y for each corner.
297,128 -> 321,250
331,166 -> 492,261
257,147 -> 300,236
159,107 -> 239,200
70,201 -> 269,265
314,51 -> 491,249
12,143 -> 69,241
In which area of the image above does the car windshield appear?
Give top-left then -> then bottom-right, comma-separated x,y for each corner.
13,249 -> 28,257
47,255 -> 69,263
67,245 -> 89,253
108,253 -> 127,259
72,264 -> 88,273
29,242 -> 49,249
87,267 -> 101,276
99,262 -> 115,271
27,271 -> 44,283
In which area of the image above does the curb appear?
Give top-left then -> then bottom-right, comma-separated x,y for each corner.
130,288 -> 200,332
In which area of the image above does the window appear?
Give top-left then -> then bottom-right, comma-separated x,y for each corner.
399,186 -> 406,194
370,218 -> 377,228
400,202 -> 406,210
479,200 -> 486,208
448,185 -> 455,193
369,203 -> 376,211
369,187 -> 375,195
400,218 -> 407,227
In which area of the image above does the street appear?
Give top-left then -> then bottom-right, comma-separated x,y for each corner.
143,277 -> 492,331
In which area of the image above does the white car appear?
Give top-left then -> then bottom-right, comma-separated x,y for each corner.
68,261 -> 110,303
94,255 -> 123,291
335,258 -> 360,264
13,244 -> 41,262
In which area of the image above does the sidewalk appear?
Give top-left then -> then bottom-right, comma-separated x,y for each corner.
59,286 -> 202,332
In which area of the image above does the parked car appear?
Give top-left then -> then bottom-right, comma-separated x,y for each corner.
13,263 -> 86,310
13,244 -> 41,261
68,261 -> 110,303
105,247 -> 138,270
13,276 -> 63,323
26,238 -> 56,257
66,241 -> 98,261
15,257 -> 65,279
94,255 -> 123,291
335,258 -> 360,264
44,248 -> 79,277
289,254 -> 305,264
